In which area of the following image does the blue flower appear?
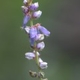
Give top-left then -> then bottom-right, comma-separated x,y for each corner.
29,27 -> 38,38
29,2 -> 39,11
29,38 -> 35,47
23,15 -> 30,28
29,27 -> 38,46
32,10 -> 42,19
37,41 -> 45,51
38,26 -> 50,36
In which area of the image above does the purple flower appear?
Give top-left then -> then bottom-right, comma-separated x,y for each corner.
23,0 -> 28,4
39,62 -> 48,69
38,26 -> 50,36
21,6 -> 29,14
32,10 -> 42,19
29,27 -> 38,38
29,38 -> 35,47
37,41 -> 45,51
39,58 -> 48,69
29,27 -> 38,46
25,52 -> 35,60
25,51 -> 40,60
29,2 -> 39,11
23,15 -> 30,28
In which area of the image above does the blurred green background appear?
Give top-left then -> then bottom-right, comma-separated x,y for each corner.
0,0 -> 80,80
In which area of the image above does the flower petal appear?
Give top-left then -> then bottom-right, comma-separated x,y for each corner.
29,38 -> 35,47
23,15 -> 30,28
32,10 -> 42,19
39,62 -> 48,69
29,2 -> 39,11
37,42 -> 45,51
24,26 -> 30,33
23,0 -> 28,4
38,26 -> 50,36
25,52 -> 35,60
39,58 -> 43,63
29,27 -> 37,38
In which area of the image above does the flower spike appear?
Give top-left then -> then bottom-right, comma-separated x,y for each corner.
21,0 -> 50,80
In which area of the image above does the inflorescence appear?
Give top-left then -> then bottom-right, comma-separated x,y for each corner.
21,0 -> 50,80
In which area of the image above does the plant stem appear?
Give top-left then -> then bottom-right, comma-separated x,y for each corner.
30,19 -> 33,26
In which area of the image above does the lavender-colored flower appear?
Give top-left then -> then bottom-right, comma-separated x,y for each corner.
39,58 -> 48,69
25,51 -> 40,60
29,38 -> 35,47
21,6 -> 29,14
29,2 -> 39,11
37,42 -> 45,51
32,10 -> 42,19
39,61 -> 48,69
29,27 -> 38,38
23,15 -> 30,28
25,52 -> 35,60
29,27 -> 38,46
23,0 -> 28,4
38,26 -> 50,36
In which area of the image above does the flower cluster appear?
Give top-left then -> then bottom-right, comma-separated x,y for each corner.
21,0 -> 50,80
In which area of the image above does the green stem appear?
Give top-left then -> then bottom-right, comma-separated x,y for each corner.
30,19 -> 33,26
35,50 -> 43,80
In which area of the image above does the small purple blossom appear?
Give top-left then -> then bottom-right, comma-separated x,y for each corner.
29,37 -> 35,47
38,26 -> 50,36
25,52 -> 35,60
39,58 -> 48,69
25,51 -> 40,60
29,27 -> 38,46
21,6 -> 29,14
29,27 -> 37,38
37,42 -> 45,51
23,15 -> 30,28
29,24 -> 50,46
29,2 -> 39,11
39,62 -> 48,69
23,0 -> 28,4
32,10 -> 42,19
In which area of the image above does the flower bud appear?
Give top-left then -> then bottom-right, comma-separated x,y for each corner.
25,52 -> 35,60
38,26 -> 50,37
23,0 -> 28,4
39,62 -> 48,69
39,58 -> 43,63
32,10 -> 42,19
29,2 -> 39,11
21,6 -> 29,14
24,26 -> 30,33
29,70 -> 37,78
37,42 -> 45,51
